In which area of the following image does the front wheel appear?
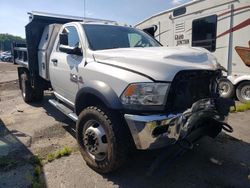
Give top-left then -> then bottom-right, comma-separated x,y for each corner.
76,106 -> 129,173
218,78 -> 235,99
236,81 -> 250,103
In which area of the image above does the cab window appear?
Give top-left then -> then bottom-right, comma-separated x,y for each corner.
66,26 -> 80,48
128,33 -> 142,47
83,24 -> 161,50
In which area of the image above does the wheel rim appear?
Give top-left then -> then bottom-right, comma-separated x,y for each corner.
219,81 -> 230,96
83,120 -> 108,161
21,77 -> 26,98
241,85 -> 250,101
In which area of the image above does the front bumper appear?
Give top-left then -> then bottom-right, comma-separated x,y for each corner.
124,98 -> 234,150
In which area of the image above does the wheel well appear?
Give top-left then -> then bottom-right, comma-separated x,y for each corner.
75,93 -> 107,116
235,80 -> 250,89
17,67 -> 29,77
17,67 -> 30,89
17,67 -> 50,91
75,93 -> 136,150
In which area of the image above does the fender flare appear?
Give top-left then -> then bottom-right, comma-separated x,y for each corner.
227,75 -> 250,85
75,80 -> 123,115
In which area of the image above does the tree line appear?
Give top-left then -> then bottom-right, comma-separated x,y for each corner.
0,33 -> 25,52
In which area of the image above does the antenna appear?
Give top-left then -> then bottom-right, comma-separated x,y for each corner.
83,0 -> 88,66
84,0 -> 86,18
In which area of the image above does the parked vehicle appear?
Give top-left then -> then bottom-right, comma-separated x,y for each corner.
0,51 -> 12,62
3,55 -> 13,62
13,11 -> 234,173
135,0 -> 250,103
235,41 -> 250,68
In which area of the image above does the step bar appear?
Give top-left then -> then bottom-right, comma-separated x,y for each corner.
49,99 -> 78,122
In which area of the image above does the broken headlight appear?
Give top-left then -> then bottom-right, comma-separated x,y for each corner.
120,83 -> 170,108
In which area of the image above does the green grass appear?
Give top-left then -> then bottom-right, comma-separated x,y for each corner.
28,146 -> 72,188
47,146 -> 72,162
25,155 -> 45,188
31,165 -> 45,188
230,103 -> 250,113
29,155 -> 43,166
1,146 -> 72,188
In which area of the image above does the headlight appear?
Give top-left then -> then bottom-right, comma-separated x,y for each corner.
120,83 -> 170,107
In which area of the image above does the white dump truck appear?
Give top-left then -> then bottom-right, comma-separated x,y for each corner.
13,11 -> 233,173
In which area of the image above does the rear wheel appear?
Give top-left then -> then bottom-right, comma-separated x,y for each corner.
76,106 -> 129,173
218,78 -> 235,99
33,86 -> 44,101
236,81 -> 250,103
20,73 -> 34,102
20,73 -> 44,102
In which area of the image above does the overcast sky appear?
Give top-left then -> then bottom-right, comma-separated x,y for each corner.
0,0 -> 190,38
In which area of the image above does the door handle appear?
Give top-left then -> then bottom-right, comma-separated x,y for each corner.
70,73 -> 78,82
51,59 -> 58,66
78,76 -> 84,83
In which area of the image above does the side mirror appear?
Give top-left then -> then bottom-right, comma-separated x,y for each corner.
59,45 -> 82,56
59,33 -> 68,46
143,25 -> 158,37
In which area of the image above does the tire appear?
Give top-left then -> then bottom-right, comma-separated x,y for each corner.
218,78 -> 235,99
20,73 -> 34,102
33,87 -> 44,101
76,106 -> 129,173
236,81 -> 250,104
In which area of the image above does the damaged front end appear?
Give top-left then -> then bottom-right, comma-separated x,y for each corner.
125,70 -> 235,150
125,98 -> 234,150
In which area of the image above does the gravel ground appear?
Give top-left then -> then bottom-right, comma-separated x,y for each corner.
0,62 -> 18,83
0,62 -> 250,188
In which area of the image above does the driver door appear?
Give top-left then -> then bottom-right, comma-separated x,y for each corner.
50,25 -> 83,105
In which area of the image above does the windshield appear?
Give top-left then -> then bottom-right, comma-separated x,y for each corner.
83,24 -> 161,51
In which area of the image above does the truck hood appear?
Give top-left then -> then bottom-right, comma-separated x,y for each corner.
92,46 -> 218,81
